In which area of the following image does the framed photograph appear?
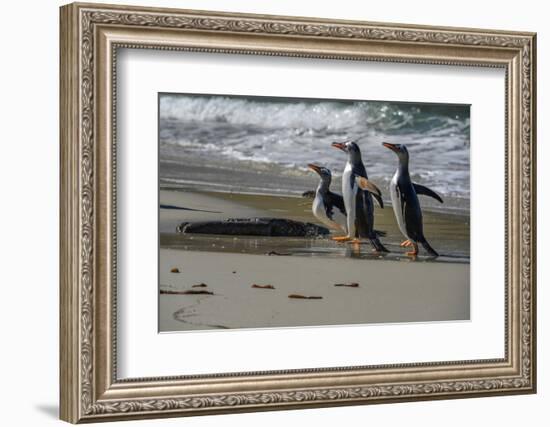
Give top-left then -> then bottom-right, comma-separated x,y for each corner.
60,2 -> 537,423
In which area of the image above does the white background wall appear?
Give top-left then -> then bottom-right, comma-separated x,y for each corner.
0,0 -> 545,426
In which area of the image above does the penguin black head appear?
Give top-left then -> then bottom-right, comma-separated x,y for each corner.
331,140 -> 362,164
383,142 -> 409,163
307,163 -> 332,186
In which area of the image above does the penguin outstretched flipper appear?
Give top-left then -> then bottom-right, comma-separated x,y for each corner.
372,193 -> 384,209
413,183 -> 443,204
355,177 -> 384,208
325,192 -> 346,216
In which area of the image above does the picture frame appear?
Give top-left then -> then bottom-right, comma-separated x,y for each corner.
59,2 -> 536,423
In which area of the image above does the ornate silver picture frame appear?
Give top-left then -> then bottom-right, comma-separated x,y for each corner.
60,2 -> 536,423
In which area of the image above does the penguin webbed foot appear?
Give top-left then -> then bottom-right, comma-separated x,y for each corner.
332,236 -> 352,242
405,242 -> 419,257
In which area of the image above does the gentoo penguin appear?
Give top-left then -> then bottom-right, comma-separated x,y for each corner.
307,163 -> 347,234
331,141 -> 388,252
381,142 -> 443,257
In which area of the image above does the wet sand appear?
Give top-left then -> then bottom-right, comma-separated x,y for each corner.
159,189 -> 470,332
160,189 -> 470,260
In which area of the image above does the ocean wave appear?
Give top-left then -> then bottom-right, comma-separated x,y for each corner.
159,94 -> 470,200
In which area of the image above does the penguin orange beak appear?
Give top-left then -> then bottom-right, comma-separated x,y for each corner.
383,142 -> 399,152
331,142 -> 347,152
307,163 -> 322,173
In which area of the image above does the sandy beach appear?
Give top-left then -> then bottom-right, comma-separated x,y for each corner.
160,249 -> 469,331
158,94 -> 471,332
159,188 -> 470,332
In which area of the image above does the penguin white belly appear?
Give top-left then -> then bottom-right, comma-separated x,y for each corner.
312,195 -> 346,232
390,173 -> 410,239
331,205 -> 348,233
342,164 -> 357,237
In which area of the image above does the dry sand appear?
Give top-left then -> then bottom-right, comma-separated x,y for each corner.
160,250 -> 469,331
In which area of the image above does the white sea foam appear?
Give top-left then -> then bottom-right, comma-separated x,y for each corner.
159,94 -> 470,203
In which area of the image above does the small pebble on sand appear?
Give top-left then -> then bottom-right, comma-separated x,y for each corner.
288,294 -> 323,300
252,284 -> 275,290
192,283 -> 208,288
334,282 -> 359,288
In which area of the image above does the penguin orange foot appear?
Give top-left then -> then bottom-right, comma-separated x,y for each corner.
332,236 -> 352,242
406,242 -> 419,256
